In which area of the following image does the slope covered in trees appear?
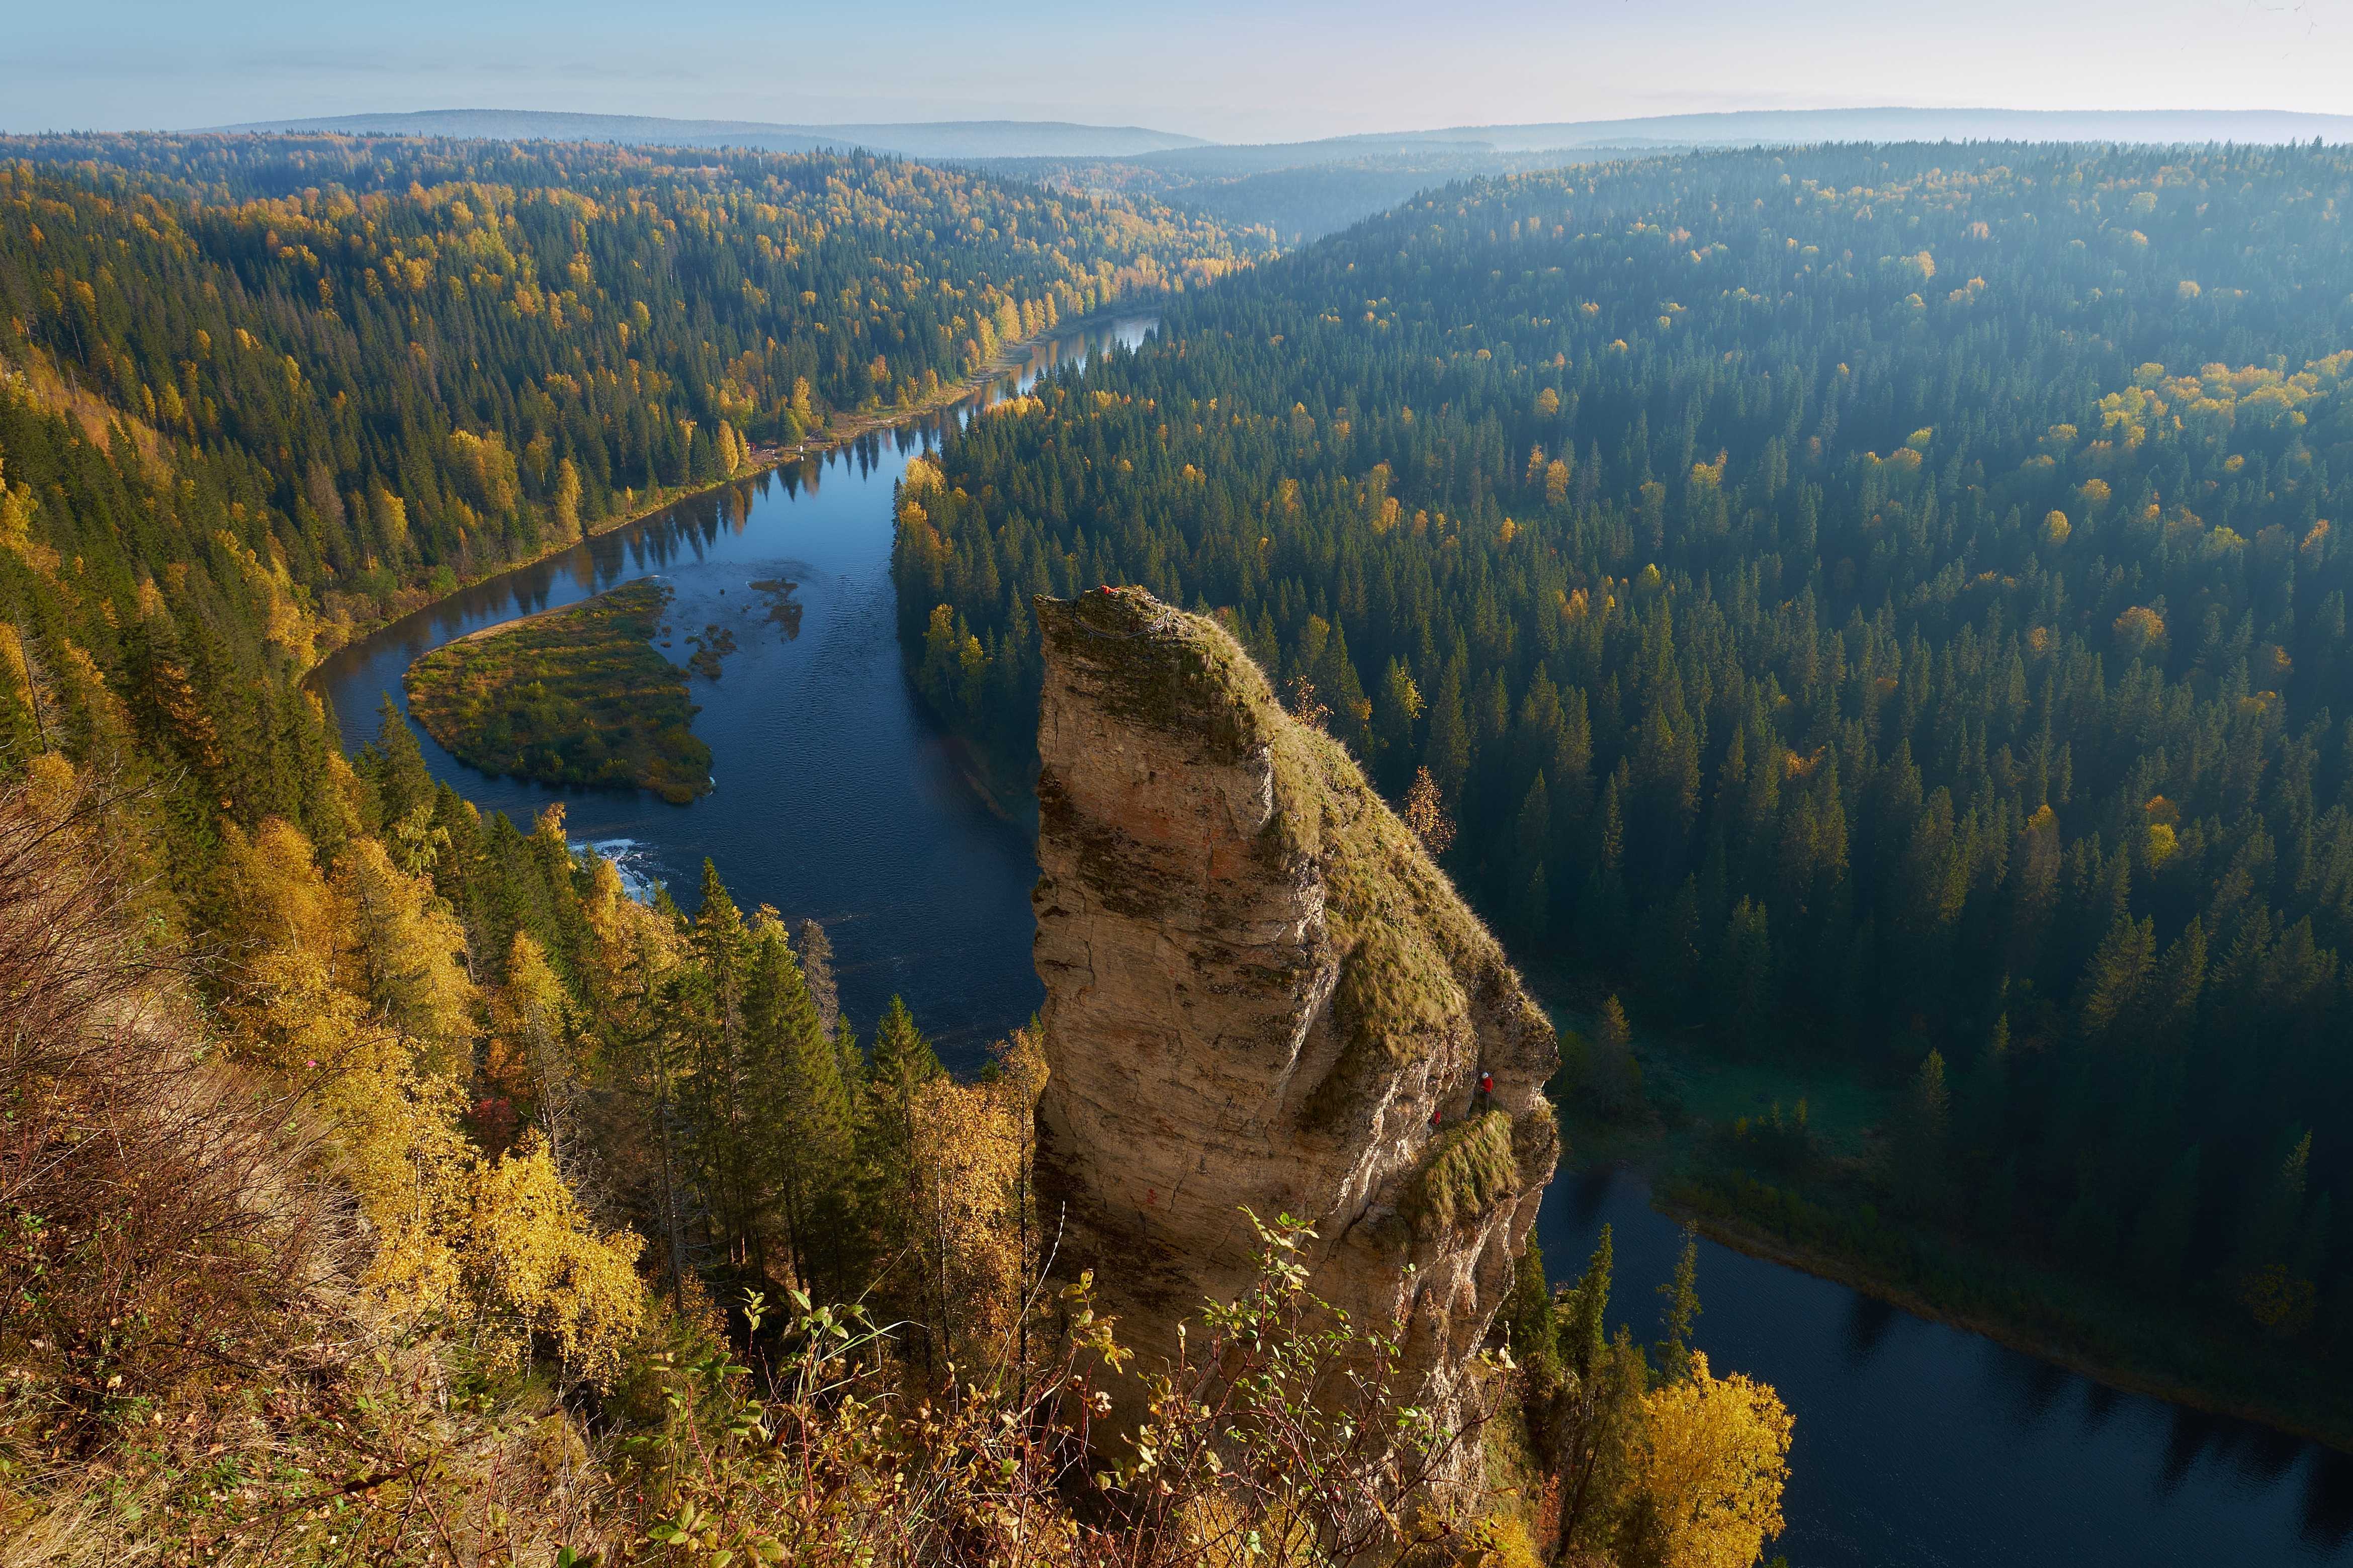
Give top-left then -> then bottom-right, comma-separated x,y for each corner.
898,141 -> 2353,1413
0,133 -> 1253,647
0,131 -> 1796,1561
0,394 -> 1785,1567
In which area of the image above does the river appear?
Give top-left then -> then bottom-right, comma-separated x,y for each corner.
313,319 -> 1159,1055
314,314 -> 2352,1567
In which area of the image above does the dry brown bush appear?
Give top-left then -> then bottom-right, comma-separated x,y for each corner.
0,763 -> 335,1450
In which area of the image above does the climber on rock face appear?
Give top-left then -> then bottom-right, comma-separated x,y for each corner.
1478,1070 -> 1494,1106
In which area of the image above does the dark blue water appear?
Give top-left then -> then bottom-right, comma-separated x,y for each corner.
1539,1169 -> 2353,1566
316,315 -> 1157,1059
315,312 -> 2352,1568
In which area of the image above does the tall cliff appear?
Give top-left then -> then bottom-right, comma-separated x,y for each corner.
1031,587 -> 1558,1435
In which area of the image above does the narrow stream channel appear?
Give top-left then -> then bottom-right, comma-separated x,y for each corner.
313,313 -> 2353,1567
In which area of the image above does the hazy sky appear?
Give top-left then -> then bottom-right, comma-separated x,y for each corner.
10,0 -> 2350,142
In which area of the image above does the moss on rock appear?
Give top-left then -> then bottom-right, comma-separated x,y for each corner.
1408,1108 -> 1521,1235
1035,588 -> 1550,1123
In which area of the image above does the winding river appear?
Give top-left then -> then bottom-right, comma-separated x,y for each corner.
315,315 -> 2353,1567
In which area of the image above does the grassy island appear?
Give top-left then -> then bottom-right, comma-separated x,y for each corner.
404,580 -> 712,804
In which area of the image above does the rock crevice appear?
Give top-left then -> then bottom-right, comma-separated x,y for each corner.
1031,587 -> 1558,1430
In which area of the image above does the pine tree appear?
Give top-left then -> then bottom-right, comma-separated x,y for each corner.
1588,996 -> 1644,1122
1559,1224 -> 1614,1381
360,695 -> 438,854
1373,658 -> 1424,782
1548,1225 -> 1646,1559
1656,1227 -> 1702,1384
859,996 -> 946,1339
747,920 -> 855,1295
1892,1050 -> 1951,1217
1502,1238 -> 1557,1387
2129,1144 -> 2202,1293
2077,913 -> 2156,1039
796,916 -> 841,1035
677,861 -> 765,1272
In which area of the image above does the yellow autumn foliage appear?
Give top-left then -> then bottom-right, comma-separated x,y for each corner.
342,835 -> 477,1067
1620,1353 -> 1794,1568
2113,604 -> 2167,657
488,928 -> 577,1109
904,1028 -> 1048,1361
463,1133 -> 645,1382
219,817 -> 644,1384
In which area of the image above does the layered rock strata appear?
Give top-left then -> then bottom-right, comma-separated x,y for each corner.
1031,586 -> 1558,1440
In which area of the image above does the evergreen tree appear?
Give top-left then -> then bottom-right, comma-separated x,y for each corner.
2130,1145 -> 2203,1294
858,995 -> 947,1341
1892,1051 -> 1951,1217
1656,1227 -> 1702,1385
1559,1224 -> 1614,1382
1588,996 -> 1644,1122
747,919 -> 856,1296
677,861 -> 766,1273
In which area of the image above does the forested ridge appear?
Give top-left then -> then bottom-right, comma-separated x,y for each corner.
0,134 -> 1251,646
977,145 -> 1596,244
0,131 -> 1243,929
899,141 -> 2353,1400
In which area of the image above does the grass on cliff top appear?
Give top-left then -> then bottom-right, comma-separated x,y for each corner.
1408,1107 -> 1522,1233
404,579 -> 712,804
1044,588 -> 1550,1117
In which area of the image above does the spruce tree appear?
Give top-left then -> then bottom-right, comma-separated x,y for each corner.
1656,1227 -> 1702,1384
747,921 -> 856,1295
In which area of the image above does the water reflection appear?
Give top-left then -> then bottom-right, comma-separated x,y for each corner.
2307,1452 -> 2353,1551
748,578 -> 804,639
1537,1167 -> 2352,1565
1841,1292 -> 1897,1367
313,315 -> 1159,1061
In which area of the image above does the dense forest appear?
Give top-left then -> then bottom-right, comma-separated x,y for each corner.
0,130 -> 1244,925
0,131 -> 1793,1564
0,134 -> 1253,645
899,141 -> 2353,1404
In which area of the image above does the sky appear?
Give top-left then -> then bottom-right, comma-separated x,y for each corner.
8,0 -> 2350,143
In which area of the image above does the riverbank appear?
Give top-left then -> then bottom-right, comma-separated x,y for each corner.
300,309 -> 1155,686
1660,1187 -> 2353,1454
1542,1023 -> 2353,1455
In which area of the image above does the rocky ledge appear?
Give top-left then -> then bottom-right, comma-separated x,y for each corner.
1030,586 -> 1558,1443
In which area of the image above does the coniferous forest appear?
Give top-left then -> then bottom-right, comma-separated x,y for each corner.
11,111 -> 2353,1563
0,134 -> 1253,643
0,131 -> 1797,1565
0,131 -> 1249,928
899,142 -> 2353,1409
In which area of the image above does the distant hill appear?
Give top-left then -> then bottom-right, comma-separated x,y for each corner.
197,107 -> 2353,169
988,108 -> 2353,239
976,144 -> 1604,243
200,109 -> 1207,160
1346,107 -> 2353,150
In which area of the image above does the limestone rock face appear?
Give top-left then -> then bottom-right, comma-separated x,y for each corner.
1031,587 -> 1558,1434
